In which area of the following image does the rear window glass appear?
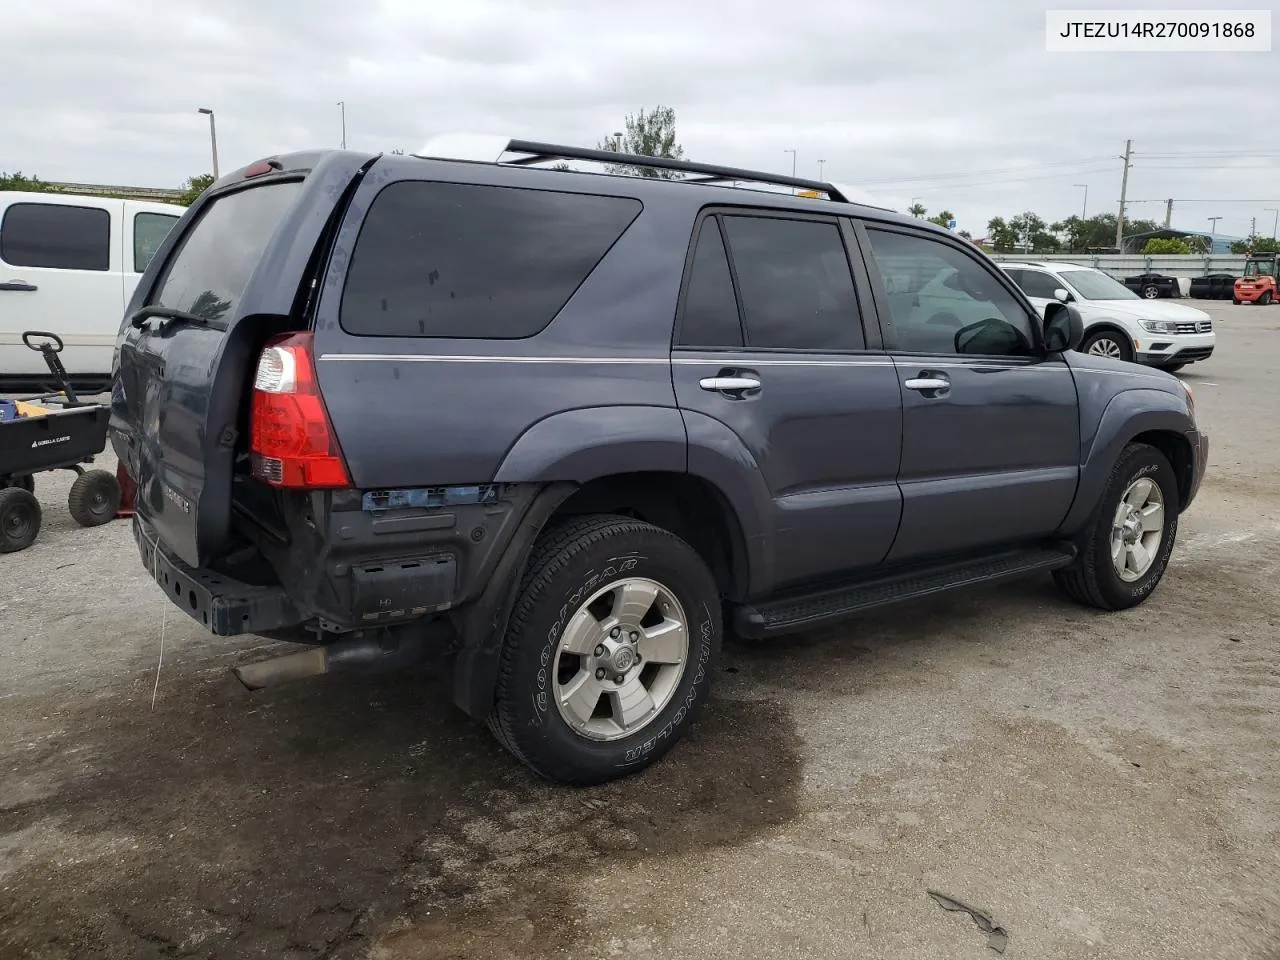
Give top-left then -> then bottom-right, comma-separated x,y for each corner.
150,181 -> 301,324
1,202 -> 110,271
340,181 -> 642,339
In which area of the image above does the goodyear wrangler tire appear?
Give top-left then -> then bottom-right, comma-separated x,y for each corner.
1054,442 -> 1179,611
489,514 -> 721,785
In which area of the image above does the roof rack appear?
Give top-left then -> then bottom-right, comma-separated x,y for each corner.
412,134 -> 853,204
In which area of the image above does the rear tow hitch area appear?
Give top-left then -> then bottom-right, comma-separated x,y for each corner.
232,622 -> 449,690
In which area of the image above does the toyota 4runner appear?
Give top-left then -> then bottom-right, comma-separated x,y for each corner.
110,137 -> 1208,785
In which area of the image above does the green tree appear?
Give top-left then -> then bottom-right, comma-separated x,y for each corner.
986,216 -> 1019,252
907,202 -> 927,218
927,209 -> 955,229
178,173 -> 215,206
1230,236 -> 1280,254
599,105 -> 685,179
0,171 -> 58,192
1142,237 -> 1193,254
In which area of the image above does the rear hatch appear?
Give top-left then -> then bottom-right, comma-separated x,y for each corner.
110,152 -> 372,568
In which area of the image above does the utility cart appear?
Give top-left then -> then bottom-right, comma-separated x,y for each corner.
0,331 -> 121,553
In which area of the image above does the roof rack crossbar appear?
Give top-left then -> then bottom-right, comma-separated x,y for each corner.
504,139 -> 849,202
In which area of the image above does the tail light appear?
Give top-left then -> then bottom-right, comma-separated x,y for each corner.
249,332 -> 351,488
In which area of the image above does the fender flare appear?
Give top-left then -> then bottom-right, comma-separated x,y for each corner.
1057,387 -> 1195,536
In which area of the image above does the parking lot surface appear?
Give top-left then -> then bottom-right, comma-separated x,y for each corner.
2,299 -> 1278,960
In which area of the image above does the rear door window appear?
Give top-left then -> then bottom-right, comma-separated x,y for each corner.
677,218 -> 744,347
133,211 -> 180,272
150,181 -> 301,324
0,202 -> 110,270
719,214 -> 865,351
339,181 -> 642,339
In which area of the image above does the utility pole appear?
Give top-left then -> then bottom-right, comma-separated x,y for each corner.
1073,183 -> 1088,220
338,101 -> 346,150
784,149 -> 797,194
1164,198 -> 1173,228
1115,139 -> 1133,250
818,159 -> 825,181
1266,208 -> 1279,241
1250,216 -> 1257,241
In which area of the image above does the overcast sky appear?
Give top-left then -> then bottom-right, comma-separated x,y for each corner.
4,0 -> 1277,240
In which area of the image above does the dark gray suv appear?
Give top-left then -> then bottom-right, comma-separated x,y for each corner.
109,139 -> 1208,785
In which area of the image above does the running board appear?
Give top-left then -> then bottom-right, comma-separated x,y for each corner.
733,545 -> 1077,639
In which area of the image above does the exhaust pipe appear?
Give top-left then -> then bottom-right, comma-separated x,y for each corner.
232,627 -> 431,691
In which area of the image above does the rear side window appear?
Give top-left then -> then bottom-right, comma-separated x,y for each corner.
134,211 -> 180,273
151,181 -> 301,324
720,215 -> 865,351
0,203 -> 110,271
340,181 -> 642,339
678,219 -> 743,347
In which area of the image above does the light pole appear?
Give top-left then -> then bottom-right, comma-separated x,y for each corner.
783,149 -> 796,194
197,107 -> 219,179
1266,208 -> 1279,241
817,159 -> 825,181
1207,216 -> 1222,251
337,101 -> 346,150
1073,183 -> 1088,220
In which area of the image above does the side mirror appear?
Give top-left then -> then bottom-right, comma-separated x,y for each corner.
1053,287 -> 1072,303
1043,301 -> 1084,353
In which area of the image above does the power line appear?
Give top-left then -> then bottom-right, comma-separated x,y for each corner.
857,156 -> 1114,186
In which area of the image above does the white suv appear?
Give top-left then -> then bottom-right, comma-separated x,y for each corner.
1001,261 -> 1215,372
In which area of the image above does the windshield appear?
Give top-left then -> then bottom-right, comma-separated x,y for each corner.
1060,269 -> 1140,301
150,180 -> 302,324
1244,259 -> 1277,277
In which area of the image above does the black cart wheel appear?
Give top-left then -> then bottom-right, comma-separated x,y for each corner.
1,475 -> 35,493
0,487 -> 42,553
68,469 -> 121,527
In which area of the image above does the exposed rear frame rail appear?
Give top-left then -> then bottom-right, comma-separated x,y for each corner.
503,138 -> 850,202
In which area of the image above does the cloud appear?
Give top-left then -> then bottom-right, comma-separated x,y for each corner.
2,0 -> 1276,237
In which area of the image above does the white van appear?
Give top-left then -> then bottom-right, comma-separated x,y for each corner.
0,191 -> 185,392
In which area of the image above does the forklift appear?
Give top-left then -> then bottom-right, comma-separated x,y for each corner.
1233,252 -> 1280,305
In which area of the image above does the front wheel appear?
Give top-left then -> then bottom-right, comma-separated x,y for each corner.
488,515 -> 722,785
1054,442 -> 1179,611
1141,284 -> 1161,299
0,487 -> 42,553
1081,330 -> 1133,362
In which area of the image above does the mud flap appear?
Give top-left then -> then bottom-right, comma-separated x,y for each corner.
451,482 -> 577,720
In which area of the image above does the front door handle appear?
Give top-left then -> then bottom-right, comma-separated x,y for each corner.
699,376 -> 762,395
0,280 -> 37,292
903,377 -> 950,391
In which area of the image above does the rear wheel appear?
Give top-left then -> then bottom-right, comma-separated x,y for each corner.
489,514 -> 721,785
1081,329 -> 1133,362
67,469 -> 121,527
1,475 -> 34,493
0,487 -> 42,553
1141,283 -> 1161,299
1260,291 -> 1273,305
1054,443 -> 1179,611
1233,298 -> 1243,306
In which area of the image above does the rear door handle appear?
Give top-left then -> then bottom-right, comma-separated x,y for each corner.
0,280 -> 37,292
699,376 -> 762,395
903,377 -> 950,391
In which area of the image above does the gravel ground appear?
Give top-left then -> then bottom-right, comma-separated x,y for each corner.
2,299 -> 1278,960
